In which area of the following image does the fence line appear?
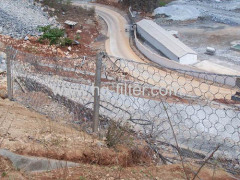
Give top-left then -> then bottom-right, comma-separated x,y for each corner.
4,46 -> 240,175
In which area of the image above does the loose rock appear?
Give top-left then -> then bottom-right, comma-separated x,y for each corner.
24,36 -> 29,41
0,0 -> 59,38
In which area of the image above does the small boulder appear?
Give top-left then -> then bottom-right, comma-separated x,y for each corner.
73,40 -> 80,45
76,30 -> 82,34
0,90 -> 7,99
96,142 -> 105,148
57,48 -> 64,56
49,17 -> 55,23
24,36 -> 29,41
0,60 -> 6,73
0,51 -> 7,72
0,42 -> 5,49
234,164 -> 240,170
0,52 -> 6,60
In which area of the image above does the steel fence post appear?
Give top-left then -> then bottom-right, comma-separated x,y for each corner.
93,52 -> 104,133
6,47 -> 13,101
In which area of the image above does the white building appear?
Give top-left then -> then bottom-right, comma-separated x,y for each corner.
136,19 -> 197,65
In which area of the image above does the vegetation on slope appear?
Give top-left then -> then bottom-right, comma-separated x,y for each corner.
120,0 -> 172,12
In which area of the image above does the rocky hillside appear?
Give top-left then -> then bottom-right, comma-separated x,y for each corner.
0,0 -> 58,38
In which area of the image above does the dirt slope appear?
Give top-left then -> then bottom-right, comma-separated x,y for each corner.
0,79 -> 236,179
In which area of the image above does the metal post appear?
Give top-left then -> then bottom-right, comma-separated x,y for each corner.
236,78 -> 240,89
7,49 -> 13,101
93,52 -> 104,133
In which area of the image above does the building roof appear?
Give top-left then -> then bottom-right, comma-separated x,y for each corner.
136,19 -> 197,58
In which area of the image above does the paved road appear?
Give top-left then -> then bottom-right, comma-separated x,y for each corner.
73,1 -> 141,60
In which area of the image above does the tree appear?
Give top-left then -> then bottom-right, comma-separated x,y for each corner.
121,0 -> 159,13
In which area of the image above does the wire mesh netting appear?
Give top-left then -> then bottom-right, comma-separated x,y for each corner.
4,46 -> 240,175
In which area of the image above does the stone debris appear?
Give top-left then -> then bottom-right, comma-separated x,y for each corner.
0,42 -> 4,48
76,29 -> 82,34
74,40 -> 80,45
0,51 -> 6,73
154,0 -> 240,25
0,0 -> 58,38
153,5 -> 201,21
24,36 -> 29,41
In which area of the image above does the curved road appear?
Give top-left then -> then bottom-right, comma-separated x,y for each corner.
73,1 -> 141,60
73,1 -> 236,100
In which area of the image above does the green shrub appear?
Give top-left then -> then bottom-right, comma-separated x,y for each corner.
38,25 -> 69,46
38,25 -> 51,33
1,172 -> 7,177
75,34 -> 81,40
65,0 -> 72,5
106,122 -> 133,148
88,7 -> 96,16
60,37 -> 73,46
79,176 -> 86,180
159,1 -> 167,7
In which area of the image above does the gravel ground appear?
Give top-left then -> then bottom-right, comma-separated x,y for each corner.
0,0 -> 58,38
154,0 -> 240,71
156,22 -> 240,70
155,0 -> 240,25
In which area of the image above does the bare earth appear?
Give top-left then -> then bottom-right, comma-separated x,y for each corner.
0,77 -> 236,179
